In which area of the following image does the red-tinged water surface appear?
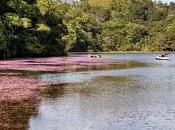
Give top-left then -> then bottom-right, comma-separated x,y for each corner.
0,55 -> 125,72
4,54 -> 173,130
0,55 -> 132,101
0,55 -> 128,101
0,55 -> 133,130
0,75 -> 45,101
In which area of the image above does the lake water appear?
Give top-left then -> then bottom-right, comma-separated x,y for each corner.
3,53 -> 175,130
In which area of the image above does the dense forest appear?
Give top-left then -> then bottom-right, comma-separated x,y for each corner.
1,0 -> 175,59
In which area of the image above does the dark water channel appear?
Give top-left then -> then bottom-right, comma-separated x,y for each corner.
2,53 -> 175,130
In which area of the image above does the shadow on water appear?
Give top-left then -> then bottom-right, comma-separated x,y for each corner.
40,84 -> 66,99
75,61 -> 149,71
34,61 -> 149,84
40,76 -> 132,98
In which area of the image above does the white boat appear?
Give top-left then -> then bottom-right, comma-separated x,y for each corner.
155,55 -> 170,60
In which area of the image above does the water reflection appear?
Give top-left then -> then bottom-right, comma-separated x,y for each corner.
30,76 -> 134,130
36,61 -> 148,84
29,54 -> 175,130
29,73 -> 175,130
40,76 -> 132,98
2,54 -> 175,130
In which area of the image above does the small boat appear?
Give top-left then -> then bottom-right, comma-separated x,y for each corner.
155,54 -> 170,60
88,54 -> 102,58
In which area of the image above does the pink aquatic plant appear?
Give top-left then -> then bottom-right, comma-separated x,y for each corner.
0,76 -> 45,101
0,55 -> 124,72
0,55 -> 124,101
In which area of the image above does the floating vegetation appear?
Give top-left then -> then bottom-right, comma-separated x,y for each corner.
0,55 -> 135,102
0,56 -> 126,73
0,76 -> 45,101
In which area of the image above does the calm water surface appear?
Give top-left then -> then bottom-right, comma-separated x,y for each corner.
3,54 -> 175,130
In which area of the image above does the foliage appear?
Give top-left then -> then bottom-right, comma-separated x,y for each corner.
0,0 -> 67,59
1,0 -> 175,59
59,0 -> 175,52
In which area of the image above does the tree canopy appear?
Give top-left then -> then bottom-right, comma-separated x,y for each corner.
1,0 -> 175,59
0,0 -> 67,59
60,0 -> 175,52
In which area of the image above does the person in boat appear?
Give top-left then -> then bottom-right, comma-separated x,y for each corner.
160,53 -> 168,57
161,54 -> 165,57
89,54 -> 101,58
155,53 -> 170,60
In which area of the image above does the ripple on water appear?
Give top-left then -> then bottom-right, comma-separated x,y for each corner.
2,54 -> 175,130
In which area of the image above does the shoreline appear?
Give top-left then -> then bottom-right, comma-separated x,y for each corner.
69,51 -> 175,54
0,52 -> 173,62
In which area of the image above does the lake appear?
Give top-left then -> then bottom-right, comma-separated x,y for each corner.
2,53 -> 175,130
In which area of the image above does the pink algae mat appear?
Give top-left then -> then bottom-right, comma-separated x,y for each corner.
0,55 -> 124,101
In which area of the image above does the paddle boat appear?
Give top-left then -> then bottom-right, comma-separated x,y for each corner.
88,54 -> 102,58
155,54 -> 170,60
